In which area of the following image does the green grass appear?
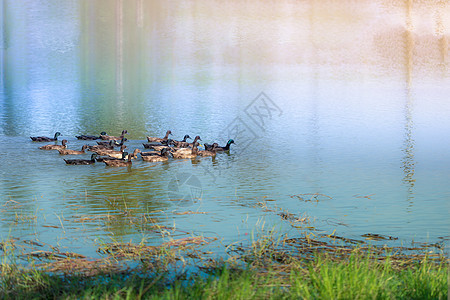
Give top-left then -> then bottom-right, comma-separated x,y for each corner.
1,254 -> 447,299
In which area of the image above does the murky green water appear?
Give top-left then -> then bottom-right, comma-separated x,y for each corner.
0,0 -> 449,257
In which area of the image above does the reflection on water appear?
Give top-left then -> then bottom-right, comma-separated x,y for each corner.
0,0 -> 449,256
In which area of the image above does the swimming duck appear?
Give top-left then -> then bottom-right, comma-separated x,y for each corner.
30,132 -> 61,142
94,145 -> 127,158
141,148 -> 171,162
172,142 -> 199,159
147,130 -> 172,143
171,135 -> 191,147
97,137 -> 127,147
104,152 -> 132,167
198,144 -> 217,157
214,139 -> 235,151
75,132 -> 107,140
39,139 -> 68,150
87,140 -> 116,151
64,153 -> 97,165
58,145 -> 89,155
204,143 -> 219,151
100,130 -> 128,141
96,151 -> 127,162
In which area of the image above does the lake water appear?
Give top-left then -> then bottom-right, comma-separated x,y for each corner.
0,0 -> 449,258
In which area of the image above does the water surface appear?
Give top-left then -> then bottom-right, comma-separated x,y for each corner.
0,0 -> 449,258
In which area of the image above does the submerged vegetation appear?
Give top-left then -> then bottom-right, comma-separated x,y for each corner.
1,195 -> 448,299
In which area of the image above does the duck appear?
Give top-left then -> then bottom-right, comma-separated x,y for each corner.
141,148 -> 171,162
64,153 -> 97,165
97,137 -> 127,147
87,140 -> 116,151
93,145 -> 127,158
96,151 -> 127,162
186,135 -> 202,148
198,144 -> 217,157
104,152 -> 132,167
30,132 -> 61,142
172,142 -> 199,159
171,135 -> 191,147
204,143 -> 219,151
142,139 -> 171,149
58,145 -> 89,155
39,139 -> 68,150
100,130 -> 128,141
147,130 -> 172,143
214,139 -> 235,151
75,132 -> 107,140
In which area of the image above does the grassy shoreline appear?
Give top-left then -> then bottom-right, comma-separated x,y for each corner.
1,233 -> 448,299
1,253 -> 447,299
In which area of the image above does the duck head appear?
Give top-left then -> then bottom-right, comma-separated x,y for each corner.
227,139 -> 235,146
54,132 -> 62,139
61,139 -> 68,146
90,153 -> 98,160
183,135 -> 191,141
100,131 -> 107,135
161,148 -> 171,157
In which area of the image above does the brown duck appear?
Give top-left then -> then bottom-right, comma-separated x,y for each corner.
58,145 -> 89,155
104,152 -> 132,167
39,139 -> 68,150
100,130 -> 128,141
147,130 -> 172,143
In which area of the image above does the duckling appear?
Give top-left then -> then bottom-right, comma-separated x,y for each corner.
30,132 -> 61,142
147,130 -> 172,143
172,142 -> 199,159
39,139 -> 68,150
94,145 -> 127,158
104,152 -> 132,167
97,137 -> 126,147
171,135 -> 191,147
100,130 -> 128,141
141,148 -> 171,162
75,132 -> 107,140
64,153 -> 97,165
87,140 -> 116,151
214,139 -> 235,151
58,145 -> 89,155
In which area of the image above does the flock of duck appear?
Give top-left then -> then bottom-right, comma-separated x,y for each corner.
30,130 -> 235,167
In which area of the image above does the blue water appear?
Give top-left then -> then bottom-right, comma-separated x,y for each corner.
0,1 -> 449,259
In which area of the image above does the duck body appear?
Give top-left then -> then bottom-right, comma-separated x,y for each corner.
94,145 -> 127,158
141,148 -> 171,162
76,132 -> 107,140
104,152 -> 132,167
214,139 -> 235,151
147,130 -> 172,143
97,138 -> 126,147
172,142 -> 199,159
30,132 -> 61,142
198,147 -> 217,157
100,130 -> 128,141
171,135 -> 191,147
39,139 -> 68,150
64,153 -> 97,165
58,145 -> 89,155
142,140 -> 170,149
87,141 -> 116,151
